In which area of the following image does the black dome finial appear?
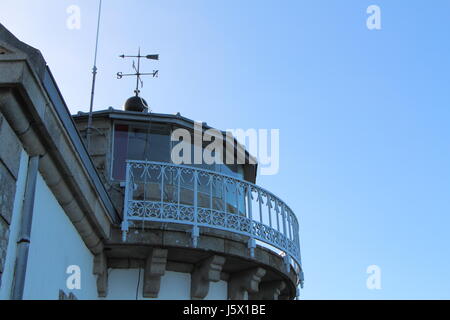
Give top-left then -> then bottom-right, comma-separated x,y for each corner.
124,95 -> 149,112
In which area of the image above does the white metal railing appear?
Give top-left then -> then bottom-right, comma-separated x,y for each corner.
121,160 -> 302,271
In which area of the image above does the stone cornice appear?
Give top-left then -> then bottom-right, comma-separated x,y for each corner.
0,24 -> 118,254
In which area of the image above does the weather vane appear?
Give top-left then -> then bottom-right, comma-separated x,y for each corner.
116,48 -> 159,96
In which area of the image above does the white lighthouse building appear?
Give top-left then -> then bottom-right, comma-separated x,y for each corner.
0,23 -> 303,300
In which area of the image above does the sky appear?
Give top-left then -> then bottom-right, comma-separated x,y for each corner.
1,0 -> 450,299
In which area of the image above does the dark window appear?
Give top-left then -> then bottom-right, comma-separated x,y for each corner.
112,123 -> 245,182
112,124 -> 129,180
112,123 -> 171,180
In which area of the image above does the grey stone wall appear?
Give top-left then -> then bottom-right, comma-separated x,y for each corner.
0,111 -> 22,285
74,118 -> 124,215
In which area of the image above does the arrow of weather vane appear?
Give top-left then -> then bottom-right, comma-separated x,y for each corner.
116,48 -> 159,96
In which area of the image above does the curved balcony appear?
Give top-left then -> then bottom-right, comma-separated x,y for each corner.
121,160 -> 302,277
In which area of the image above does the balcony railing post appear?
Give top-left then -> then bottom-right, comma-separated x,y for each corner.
222,178 -> 227,225
287,211 -> 293,241
275,201 -> 280,232
281,205 -> 292,272
191,170 -> 199,247
257,190 -> 264,234
121,161 -> 131,242
209,175 -> 213,211
177,168 -> 181,219
281,205 -> 287,241
293,216 -> 302,267
235,181 -> 240,216
160,165 -> 165,218
267,195 -> 272,229
246,186 -> 256,257
247,186 -> 253,222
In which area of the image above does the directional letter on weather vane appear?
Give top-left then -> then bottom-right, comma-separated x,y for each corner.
116,48 -> 159,96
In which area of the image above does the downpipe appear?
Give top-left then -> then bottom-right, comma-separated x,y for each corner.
11,156 -> 39,300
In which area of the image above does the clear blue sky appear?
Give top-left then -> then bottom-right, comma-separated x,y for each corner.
2,0 -> 450,299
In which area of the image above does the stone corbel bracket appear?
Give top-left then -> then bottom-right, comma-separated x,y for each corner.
143,248 -> 168,298
228,267 -> 266,300
93,252 -> 108,298
248,280 -> 286,300
190,255 -> 226,299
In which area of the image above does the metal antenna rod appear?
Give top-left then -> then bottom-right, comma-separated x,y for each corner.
86,0 -> 103,151
135,47 -> 141,96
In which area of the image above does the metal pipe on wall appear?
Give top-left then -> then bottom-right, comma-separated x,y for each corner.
11,156 -> 39,300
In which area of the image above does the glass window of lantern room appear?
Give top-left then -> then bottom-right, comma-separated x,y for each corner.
112,122 -> 171,180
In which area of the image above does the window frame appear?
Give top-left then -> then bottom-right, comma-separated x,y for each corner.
110,120 -> 245,182
110,120 -> 174,182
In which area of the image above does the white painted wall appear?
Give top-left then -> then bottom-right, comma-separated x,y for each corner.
3,162 -> 228,300
105,269 -> 228,300
22,173 -> 98,300
205,279 -> 228,300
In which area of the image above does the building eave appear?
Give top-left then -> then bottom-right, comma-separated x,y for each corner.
0,23 -> 119,254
